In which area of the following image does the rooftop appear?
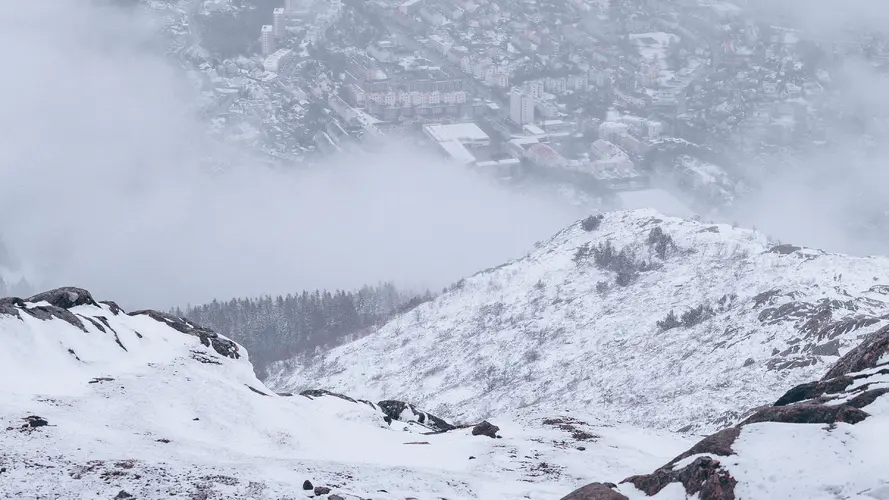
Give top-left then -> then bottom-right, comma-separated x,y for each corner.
423,122 -> 489,143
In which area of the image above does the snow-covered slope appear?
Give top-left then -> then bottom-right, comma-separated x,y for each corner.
0,287 -> 691,499
561,325 -> 889,500
268,209 -> 889,432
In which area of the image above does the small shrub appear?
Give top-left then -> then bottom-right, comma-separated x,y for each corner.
595,281 -> 610,294
524,349 -> 541,363
657,309 -> 681,331
647,226 -> 676,260
581,214 -> 604,232
681,303 -> 713,327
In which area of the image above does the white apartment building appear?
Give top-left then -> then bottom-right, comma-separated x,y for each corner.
510,88 -> 534,125
273,8 -> 287,37
261,25 -> 276,56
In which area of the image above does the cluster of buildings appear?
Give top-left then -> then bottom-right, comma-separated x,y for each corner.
261,0 -> 344,56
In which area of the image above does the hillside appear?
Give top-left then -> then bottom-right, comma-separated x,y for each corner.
561,325 -> 889,500
267,209 -> 889,432
0,287 -> 690,499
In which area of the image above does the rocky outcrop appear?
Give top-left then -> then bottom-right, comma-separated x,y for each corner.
26,287 -> 99,309
561,323 -> 889,500
561,483 -> 628,500
128,310 -> 240,359
821,325 -> 889,380
377,400 -> 455,433
1,287 -> 240,360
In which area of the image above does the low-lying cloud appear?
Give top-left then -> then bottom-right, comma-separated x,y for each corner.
0,1 -> 582,308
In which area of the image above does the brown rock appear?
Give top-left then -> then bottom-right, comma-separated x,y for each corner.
740,403 -> 869,426
560,482 -> 628,500
822,325 -> 889,380
314,486 -> 331,495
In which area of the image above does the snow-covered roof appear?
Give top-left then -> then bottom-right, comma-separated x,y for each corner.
437,140 -> 477,164
423,122 -> 489,143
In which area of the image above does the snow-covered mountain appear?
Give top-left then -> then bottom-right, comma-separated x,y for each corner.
267,209 -> 889,432
561,325 -> 889,500
0,287 -> 690,499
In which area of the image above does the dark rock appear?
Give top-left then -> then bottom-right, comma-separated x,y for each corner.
822,325 -> 889,380
743,358 -> 755,367
100,300 -> 124,315
302,480 -> 313,490
314,486 -> 331,495
577,446 -> 586,451
23,416 -> 48,428
246,385 -> 270,396
560,482 -> 628,500
624,456 -> 736,499
469,456 -> 476,459
20,304 -> 87,332
740,403 -> 869,426
769,244 -> 803,255
155,438 -> 171,443
471,421 -> 500,438
668,427 -> 740,467
128,310 -> 239,359
812,340 -> 841,357
300,389 -> 357,403
113,491 -> 134,499
328,496 -> 345,500
845,388 -> 889,409
192,418 -> 199,421
26,287 -> 99,309
376,399 -> 455,432
774,376 -> 854,406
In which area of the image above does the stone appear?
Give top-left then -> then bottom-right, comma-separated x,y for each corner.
471,421 -> 500,438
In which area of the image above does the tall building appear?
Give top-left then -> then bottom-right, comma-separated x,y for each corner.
261,25 -> 276,56
509,88 -> 534,125
273,8 -> 287,38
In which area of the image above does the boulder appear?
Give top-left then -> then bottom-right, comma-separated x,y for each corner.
471,421 -> 499,438
302,480 -> 313,490
561,482 -> 628,500
314,486 -> 331,495
26,287 -> 99,309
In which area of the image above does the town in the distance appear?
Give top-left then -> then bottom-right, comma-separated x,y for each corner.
150,0 -> 889,223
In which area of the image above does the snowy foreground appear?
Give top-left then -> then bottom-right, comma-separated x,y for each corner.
269,209 -> 889,432
3,210 -> 889,499
0,288 -> 691,499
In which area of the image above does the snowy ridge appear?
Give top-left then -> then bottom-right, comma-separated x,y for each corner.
268,209 -> 889,432
561,325 -> 889,500
0,287 -> 690,499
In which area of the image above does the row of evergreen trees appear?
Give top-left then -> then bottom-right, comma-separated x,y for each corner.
175,283 -> 432,377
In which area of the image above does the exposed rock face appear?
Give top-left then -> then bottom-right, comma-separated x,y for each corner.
1,287 -> 240,361
561,482 -> 628,500
128,310 -> 240,359
821,325 -> 889,380
298,392 -> 456,433
740,403 -> 868,425
562,321 -> 889,500
377,400 -> 455,433
26,287 -> 99,309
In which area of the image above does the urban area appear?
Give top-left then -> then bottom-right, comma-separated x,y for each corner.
149,0 -> 889,217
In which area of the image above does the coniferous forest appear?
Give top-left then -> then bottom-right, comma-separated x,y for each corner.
175,283 -> 433,377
